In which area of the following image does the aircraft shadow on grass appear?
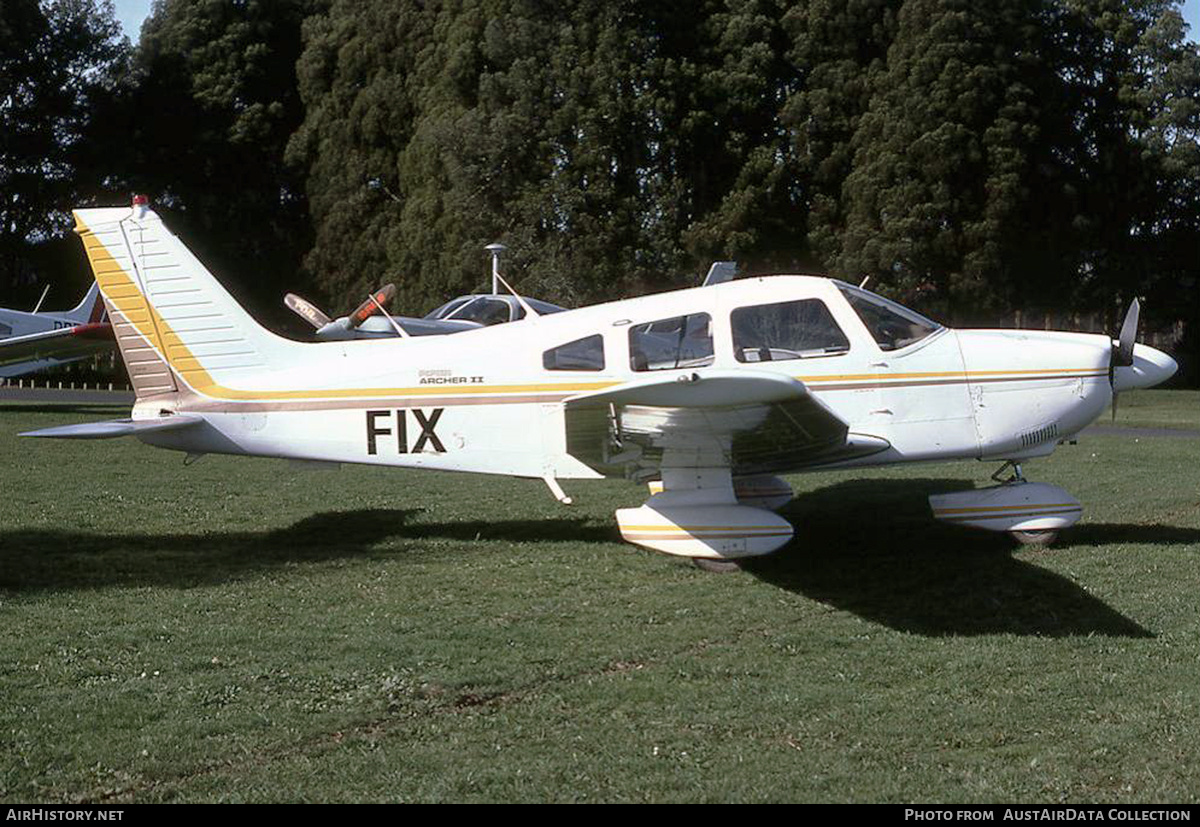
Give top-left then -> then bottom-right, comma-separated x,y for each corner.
0,508 -> 615,594
0,476 -> 1189,639
742,478 -> 1178,639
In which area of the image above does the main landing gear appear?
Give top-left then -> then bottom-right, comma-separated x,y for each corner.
617,471 -> 797,571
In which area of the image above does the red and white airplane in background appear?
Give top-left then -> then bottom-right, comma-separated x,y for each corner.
0,282 -> 112,378
23,199 -> 1179,570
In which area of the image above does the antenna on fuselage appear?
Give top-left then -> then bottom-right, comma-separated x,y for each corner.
484,242 -> 540,319
702,261 -> 738,286
858,276 -> 871,289
485,243 -> 505,295
31,284 -> 50,314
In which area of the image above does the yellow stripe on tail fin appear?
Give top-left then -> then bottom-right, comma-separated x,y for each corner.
76,212 -> 178,398
72,203 -> 303,402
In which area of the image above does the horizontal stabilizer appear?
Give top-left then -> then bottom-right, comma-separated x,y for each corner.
21,414 -> 202,440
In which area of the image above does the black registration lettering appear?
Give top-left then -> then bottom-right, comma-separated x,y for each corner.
364,408 -> 445,454
411,408 -> 445,453
365,410 -> 391,455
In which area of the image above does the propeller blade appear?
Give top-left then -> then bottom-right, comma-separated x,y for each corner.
348,283 -> 397,328
284,293 -> 332,329
1114,298 -> 1139,368
1107,298 -> 1140,420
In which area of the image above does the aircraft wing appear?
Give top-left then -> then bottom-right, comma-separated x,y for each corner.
562,370 -> 889,479
0,323 -> 113,370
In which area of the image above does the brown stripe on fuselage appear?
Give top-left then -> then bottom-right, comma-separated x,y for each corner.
169,369 -> 1107,414
181,392 -> 582,413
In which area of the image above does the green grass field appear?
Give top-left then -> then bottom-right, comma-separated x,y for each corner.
2,391 -> 1199,803
1108,389 -> 1200,430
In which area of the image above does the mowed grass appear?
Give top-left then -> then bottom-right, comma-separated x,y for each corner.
2,392 -> 1199,803
1108,389 -> 1200,430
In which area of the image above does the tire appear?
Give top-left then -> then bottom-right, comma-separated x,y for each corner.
692,557 -> 743,573
1011,529 -> 1059,547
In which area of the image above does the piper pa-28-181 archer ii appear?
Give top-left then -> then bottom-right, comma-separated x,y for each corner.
0,281 -> 112,378
23,198 -> 1178,569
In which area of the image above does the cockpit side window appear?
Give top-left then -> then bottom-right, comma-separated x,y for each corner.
544,334 -> 605,371
731,300 -> 850,362
837,284 -> 941,351
629,313 -> 714,371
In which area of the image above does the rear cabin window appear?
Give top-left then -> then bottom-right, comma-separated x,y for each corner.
544,334 -> 605,371
629,313 -> 714,371
731,300 -> 849,362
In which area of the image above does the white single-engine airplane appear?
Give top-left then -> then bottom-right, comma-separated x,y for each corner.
0,281 -> 112,378
23,200 -> 1178,569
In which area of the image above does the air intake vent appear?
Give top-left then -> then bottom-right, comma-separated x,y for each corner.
1019,422 -> 1060,448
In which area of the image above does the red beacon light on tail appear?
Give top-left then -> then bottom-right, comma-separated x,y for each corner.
132,194 -> 150,219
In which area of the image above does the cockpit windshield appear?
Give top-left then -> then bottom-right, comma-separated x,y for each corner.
425,297 -> 473,320
836,283 -> 942,352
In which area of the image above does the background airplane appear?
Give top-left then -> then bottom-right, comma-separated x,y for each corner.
23,201 -> 1179,571
285,285 -> 567,340
0,282 -> 114,378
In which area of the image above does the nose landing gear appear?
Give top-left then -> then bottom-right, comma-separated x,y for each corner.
929,461 -> 1081,546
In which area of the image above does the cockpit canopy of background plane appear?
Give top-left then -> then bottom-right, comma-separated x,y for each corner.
425,294 -> 567,326
287,289 -> 569,340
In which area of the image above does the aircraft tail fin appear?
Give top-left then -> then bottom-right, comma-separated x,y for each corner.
72,202 -> 300,401
62,281 -> 106,324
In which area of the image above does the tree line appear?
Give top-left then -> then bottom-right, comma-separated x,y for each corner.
2,0 -> 1198,352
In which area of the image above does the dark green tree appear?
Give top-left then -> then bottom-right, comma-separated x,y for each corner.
294,0 -> 808,310
121,0 -> 320,324
292,0 -> 662,309
0,0 -> 127,302
289,0 -> 1199,331
832,0 -> 1053,316
1051,0 -> 1200,319
781,0 -> 901,275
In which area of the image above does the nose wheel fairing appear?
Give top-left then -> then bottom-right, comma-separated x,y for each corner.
929,481 -> 1082,537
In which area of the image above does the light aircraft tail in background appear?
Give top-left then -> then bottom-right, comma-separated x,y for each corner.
21,198 -> 1178,569
0,281 -> 112,378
